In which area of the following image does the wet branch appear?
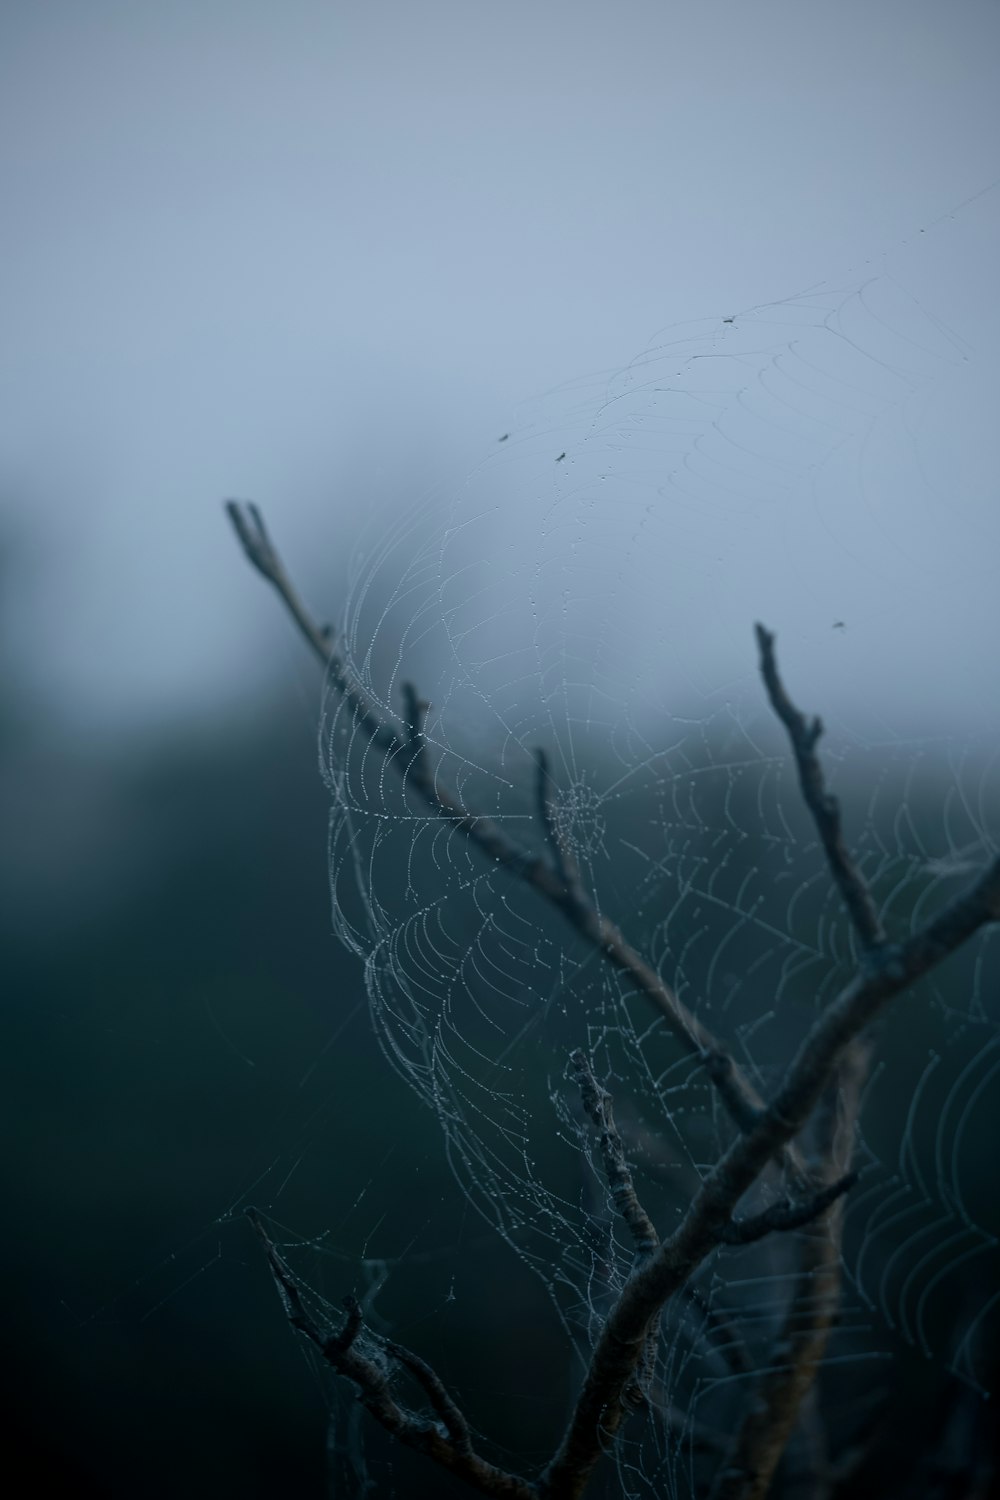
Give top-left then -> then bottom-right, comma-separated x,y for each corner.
754,624 -> 884,951
232,507 -> 1000,1498
540,852 -> 999,1499
571,1050 -> 659,1261
710,630 -> 895,1499
572,1050 -> 663,1412
245,1209 -> 536,1499
226,500 -> 802,1175
226,501 -> 400,756
710,1043 -> 869,1500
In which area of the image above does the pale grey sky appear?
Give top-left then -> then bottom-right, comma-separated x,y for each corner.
1,0 -> 998,738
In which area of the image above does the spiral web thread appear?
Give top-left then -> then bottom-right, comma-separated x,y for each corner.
310,253 -> 997,1494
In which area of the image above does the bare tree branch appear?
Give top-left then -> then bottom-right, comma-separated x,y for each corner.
718,628 -> 904,1498
232,512 -> 1000,1499
704,609 -> 1000,1492
245,1209 -> 537,1499
572,1050 -> 663,1411
226,500 -> 804,1177
540,853 -> 1000,1499
385,1340 -> 474,1456
226,501 -> 401,755
571,1051 -> 659,1261
754,624 -> 884,951
321,1291 -> 365,1357
711,1045 -> 868,1500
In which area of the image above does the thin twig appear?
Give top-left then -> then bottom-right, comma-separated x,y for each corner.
715,627 -> 892,1499
571,1051 -> 662,1410
246,1209 -> 536,1499
328,1293 -> 364,1355
755,624 -> 884,951
571,1051 -> 659,1261
386,1340 -> 473,1456
709,1038 -> 869,1500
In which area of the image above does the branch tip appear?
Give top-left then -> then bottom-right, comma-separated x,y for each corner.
756,618 -> 884,950
327,1295 -> 364,1355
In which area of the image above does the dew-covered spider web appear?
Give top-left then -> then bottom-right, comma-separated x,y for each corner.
299,213 -> 998,1495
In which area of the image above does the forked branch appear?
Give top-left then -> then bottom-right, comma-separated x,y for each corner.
754,624 -> 884,951
541,853 -> 999,1498
245,1209 -> 535,1499
713,628 -> 911,1499
233,506 -> 1000,1499
226,500 -> 803,1176
711,1043 -> 870,1500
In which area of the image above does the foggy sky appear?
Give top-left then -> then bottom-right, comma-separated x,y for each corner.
1,0 -> 998,740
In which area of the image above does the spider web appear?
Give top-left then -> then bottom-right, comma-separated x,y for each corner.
309,217 -> 997,1493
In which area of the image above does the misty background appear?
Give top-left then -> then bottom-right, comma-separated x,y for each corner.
2,2 -> 999,1496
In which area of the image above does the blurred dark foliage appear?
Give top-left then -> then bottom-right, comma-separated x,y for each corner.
0,637 -> 565,1498
1,600 -> 997,1498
